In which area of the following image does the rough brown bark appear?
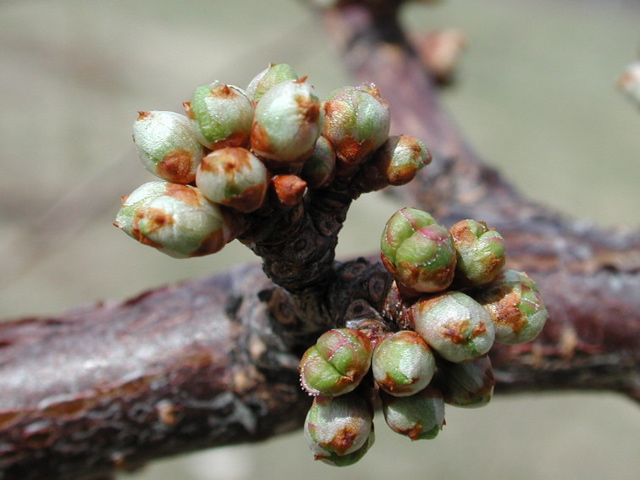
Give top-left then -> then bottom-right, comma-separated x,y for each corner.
1,2 -> 640,479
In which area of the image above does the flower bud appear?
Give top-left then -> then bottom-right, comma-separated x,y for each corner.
381,208 -> 456,294
317,429 -> 375,467
323,83 -> 391,167
114,181 -> 168,236
300,135 -> 336,188
251,78 -> 324,165
450,219 -> 506,287
133,111 -> 203,184
184,81 -> 253,150
436,355 -> 494,408
381,207 -> 437,270
381,385 -> 445,441
472,269 -> 548,345
245,63 -> 298,102
299,328 -> 373,397
115,182 -> 235,258
195,147 -> 268,213
304,394 -> 374,464
358,135 -> 431,191
412,291 -> 495,363
372,331 -> 436,397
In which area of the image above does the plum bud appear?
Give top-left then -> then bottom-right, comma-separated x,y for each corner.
185,81 -> 253,150
304,394 -> 374,464
196,147 -> 268,213
472,269 -> 548,345
133,111 -> 203,184
372,330 -> 436,397
381,385 -> 445,441
299,328 -> 373,397
450,219 -> 506,287
412,291 -> 495,363
251,78 -> 324,165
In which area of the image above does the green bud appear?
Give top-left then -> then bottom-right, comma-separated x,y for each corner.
381,385 -> 445,441
299,328 -> 373,397
115,182 -> 235,258
195,147 -> 268,213
359,135 -> 431,191
316,429 -> 375,467
381,208 -> 456,294
113,181 -> 168,237
394,224 -> 457,293
436,356 -> 494,408
300,135 -> 336,188
472,269 -> 548,345
304,394 -> 374,463
323,83 -> 391,167
133,111 -> 203,184
184,81 -> 253,149
450,219 -> 506,287
381,207 -> 437,269
245,63 -> 299,102
412,291 -> 495,363
251,78 -> 324,165
372,331 -> 436,397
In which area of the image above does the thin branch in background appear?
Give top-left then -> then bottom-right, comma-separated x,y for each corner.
0,1 -> 639,479
0,154 -> 134,291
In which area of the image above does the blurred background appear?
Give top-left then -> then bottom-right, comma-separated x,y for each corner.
1,0 -> 640,479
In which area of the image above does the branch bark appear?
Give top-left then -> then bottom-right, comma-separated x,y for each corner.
1,2 -> 639,479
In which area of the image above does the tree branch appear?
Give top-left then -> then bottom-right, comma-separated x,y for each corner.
322,1 -> 640,398
1,2 -> 639,479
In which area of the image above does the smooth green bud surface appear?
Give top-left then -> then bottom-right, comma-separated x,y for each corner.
133,111 -> 203,184
304,394 -> 374,462
436,356 -> 494,408
195,147 -> 268,213
316,429 -> 375,467
450,219 -> 506,287
246,63 -> 298,102
300,135 -> 336,188
323,83 -> 390,166
251,78 -> 324,164
472,269 -> 548,345
366,135 -> 431,189
413,291 -> 496,363
185,81 -> 253,149
299,328 -> 373,397
372,331 -> 436,397
393,224 -> 457,293
381,207 -> 437,270
381,386 -> 445,441
114,181 -> 169,237
115,183 -> 233,258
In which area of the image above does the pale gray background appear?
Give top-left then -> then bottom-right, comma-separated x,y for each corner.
1,1 -> 640,479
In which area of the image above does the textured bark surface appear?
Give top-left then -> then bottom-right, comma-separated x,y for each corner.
0,266 -> 308,480
1,2 -> 640,479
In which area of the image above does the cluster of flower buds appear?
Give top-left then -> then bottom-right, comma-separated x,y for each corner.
299,207 -> 548,466
115,64 -> 431,258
